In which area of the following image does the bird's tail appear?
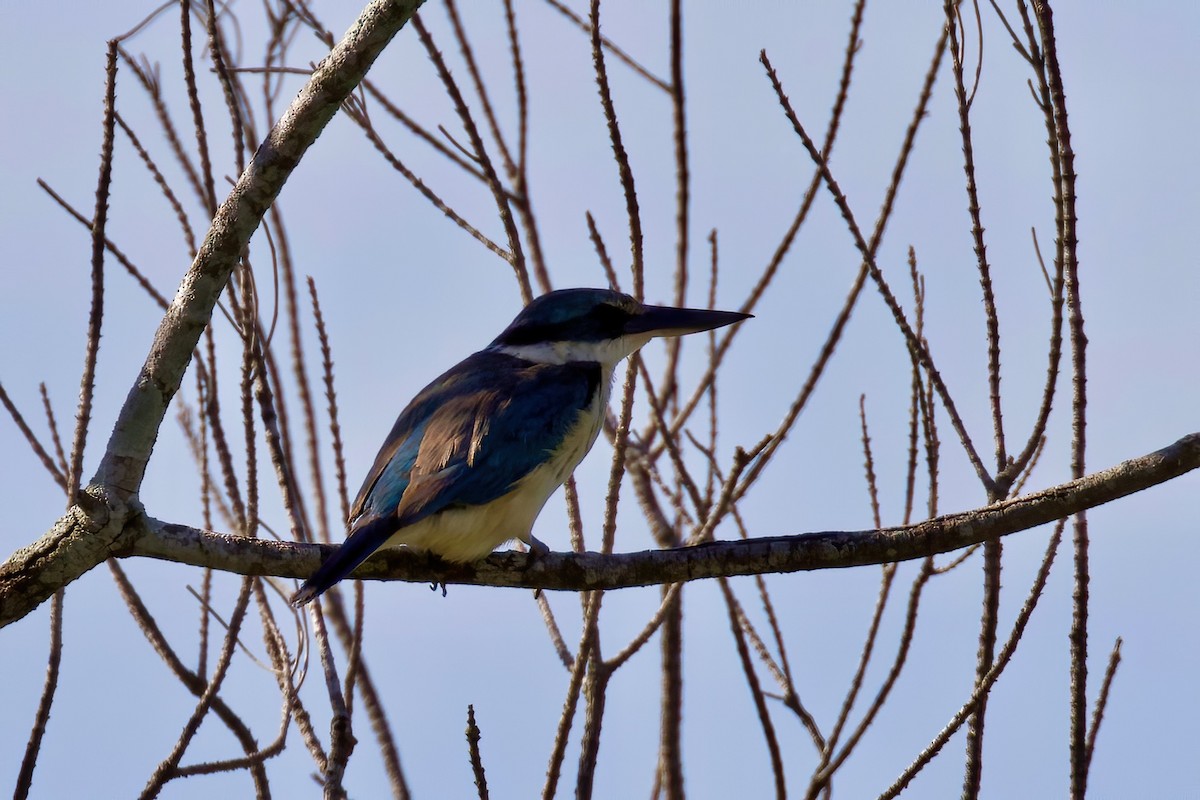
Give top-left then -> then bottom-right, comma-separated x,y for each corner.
289,516 -> 396,607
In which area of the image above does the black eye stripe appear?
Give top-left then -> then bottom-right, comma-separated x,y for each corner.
497,303 -> 633,346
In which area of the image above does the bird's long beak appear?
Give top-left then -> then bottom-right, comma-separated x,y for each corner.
624,303 -> 751,338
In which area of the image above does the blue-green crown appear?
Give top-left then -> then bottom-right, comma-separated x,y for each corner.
491,288 -> 639,347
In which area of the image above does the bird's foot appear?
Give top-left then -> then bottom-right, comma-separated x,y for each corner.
424,550 -> 449,596
523,535 -> 550,600
526,534 -> 550,558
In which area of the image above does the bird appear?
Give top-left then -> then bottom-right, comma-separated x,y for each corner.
290,287 -> 750,606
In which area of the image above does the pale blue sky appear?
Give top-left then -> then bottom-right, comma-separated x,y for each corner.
2,3 -> 1197,798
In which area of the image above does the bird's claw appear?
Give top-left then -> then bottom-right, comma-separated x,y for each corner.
526,535 -> 550,558
524,536 -> 550,600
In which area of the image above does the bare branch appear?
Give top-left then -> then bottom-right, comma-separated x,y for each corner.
13,590 -> 64,800
114,433 -> 1200,596
466,704 -> 490,799
0,383 -> 68,491
68,41 -> 118,504
759,48 -> 994,495
541,0 -> 670,92
589,0 -> 644,297
1084,638 -> 1122,771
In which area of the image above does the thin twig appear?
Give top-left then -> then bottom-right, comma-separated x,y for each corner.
38,385 -> 69,478
724,20 -> 949,498
323,590 -> 411,798
443,0 -> 516,180
117,47 -> 209,217
878,520 -> 1066,799
342,94 -> 513,264
412,13 -> 533,300
656,0 -> 870,452
574,621 -> 611,799
0,383 -> 67,490
810,561 -> 933,797
180,0 -> 218,214
1001,2 -> 1065,487
720,578 -> 786,799
963,538 -> 1002,799
657,586 -> 684,800
759,48 -> 993,495
37,179 -> 173,310
536,592 -> 574,669
946,0 -> 1006,475
541,0 -> 671,92
466,705 -> 489,799
657,0 -> 689,413
590,0 -> 644,297
13,590 -> 64,800
140,578 -> 255,798
116,112 -> 199,255
68,42 -> 118,503
1084,638 -> 1122,771
605,583 -> 682,672
541,616 -> 595,799
207,0 -> 248,174
312,601 -> 354,796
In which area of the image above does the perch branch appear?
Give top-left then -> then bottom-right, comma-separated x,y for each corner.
116,433 -> 1200,594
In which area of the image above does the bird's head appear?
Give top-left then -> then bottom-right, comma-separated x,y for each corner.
489,288 -> 750,367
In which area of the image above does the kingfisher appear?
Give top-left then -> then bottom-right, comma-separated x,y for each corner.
290,287 -> 749,606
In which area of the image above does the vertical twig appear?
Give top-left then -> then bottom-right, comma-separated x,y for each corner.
719,579 -> 786,799
819,400 -> 898,764
656,0 -> 869,450
274,211 -> 331,542
323,593 -> 411,799
963,539 -> 1001,799
542,616 -> 595,799
658,0 -> 688,410
21,44 -> 118,794
180,0 -> 218,215
466,705 -> 489,799
312,601 -> 354,798
13,590 -> 64,800
574,621 -> 610,800
657,588 -> 685,799
68,41 -> 119,503
945,0 -> 1006,473
1031,3 -> 1089,795
206,0 -> 248,174
590,0 -> 644,296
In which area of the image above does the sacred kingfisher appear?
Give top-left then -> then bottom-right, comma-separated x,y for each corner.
290,287 -> 749,606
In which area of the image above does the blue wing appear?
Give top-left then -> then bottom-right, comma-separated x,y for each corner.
290,351 -> 600,605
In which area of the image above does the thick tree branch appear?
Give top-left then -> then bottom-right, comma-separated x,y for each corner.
0,0 -> 424,630
122,433 -> 1200,592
